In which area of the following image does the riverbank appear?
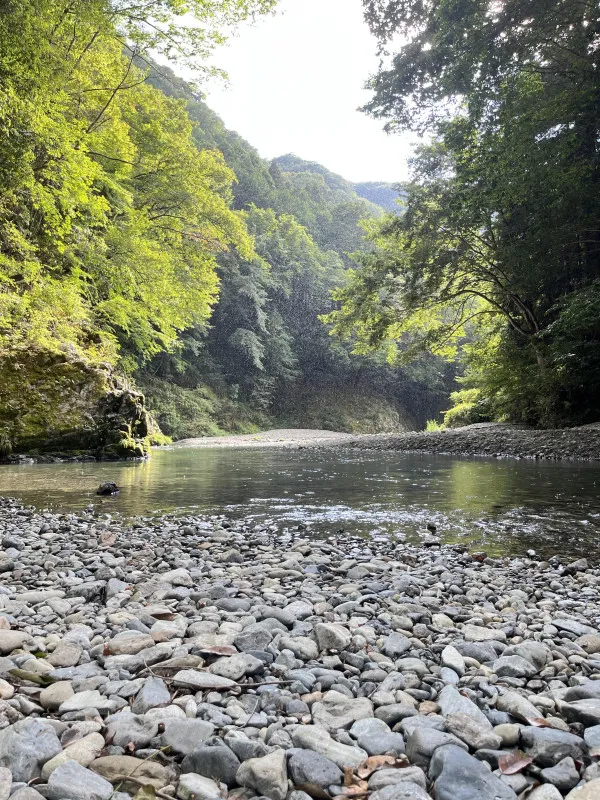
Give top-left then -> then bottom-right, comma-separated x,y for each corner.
173,423 -> 600,461
174,428 -> 356,448
1,500 -> 600,798
331,422 -> 600,461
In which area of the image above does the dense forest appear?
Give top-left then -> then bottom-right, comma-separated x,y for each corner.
0,0 -> 447,457
0,0 -> 597,458
138,67 -> 448,440
332,0 -> 600,428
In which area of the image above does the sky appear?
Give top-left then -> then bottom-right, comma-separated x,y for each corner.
196,0 -> 415,183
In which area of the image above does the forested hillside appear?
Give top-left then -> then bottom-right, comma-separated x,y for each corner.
0,3 -> 448,457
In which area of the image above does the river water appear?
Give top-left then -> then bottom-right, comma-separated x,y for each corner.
0,447 -> 599,559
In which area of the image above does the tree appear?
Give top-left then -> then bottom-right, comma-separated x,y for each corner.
339,0 -> 600,425
0,0 -> 264,370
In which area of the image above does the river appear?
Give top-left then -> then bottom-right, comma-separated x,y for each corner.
0,446 -> 599,560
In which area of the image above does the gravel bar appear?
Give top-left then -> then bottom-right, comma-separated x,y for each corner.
326,423 -> 600,462
1,497 -> 600,799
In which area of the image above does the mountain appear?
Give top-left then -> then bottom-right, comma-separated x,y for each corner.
273,154 -> 402,213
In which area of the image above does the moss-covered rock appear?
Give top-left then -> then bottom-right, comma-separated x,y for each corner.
0,347 -> 154,458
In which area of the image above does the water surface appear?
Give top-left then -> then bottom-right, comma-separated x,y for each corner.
0,447 -> 599,559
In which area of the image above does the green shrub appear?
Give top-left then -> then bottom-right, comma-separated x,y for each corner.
425,419 -> 445,431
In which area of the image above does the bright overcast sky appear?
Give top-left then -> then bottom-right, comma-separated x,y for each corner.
196,0 -> 415,183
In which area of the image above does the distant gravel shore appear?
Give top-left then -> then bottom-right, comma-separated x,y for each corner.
175,423 -> 600,461
174,429 -> 356,448
327,423 -> 600,462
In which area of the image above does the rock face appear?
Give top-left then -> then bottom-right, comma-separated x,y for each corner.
0,499 -> 599,798
0,350 -> 152,459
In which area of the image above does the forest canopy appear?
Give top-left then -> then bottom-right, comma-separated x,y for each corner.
328,0 -> 600,427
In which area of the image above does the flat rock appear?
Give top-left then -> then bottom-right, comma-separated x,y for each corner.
496,691 -> 543,722
528,787 -> 563,800
291,726 -> 367,769
58,689 -> 114,713
173,670 -> 236,690
9,789 -> 46,800
161,719 -> 216,755
181,742 -> 241,787
370,786 -> 431,800
40,681 -> 74,710
566,779 -> 600,799
177,773 -> 222,800
367,766 -> 427,791
561,698 -> 600,727
312,690 -> 373,732
492,655 -> 538,678
209,653 -> 263,680
539,756 -> 580,793
383,632 -> 412,658
576,634 -> 600,654
236,749 -> 288,800
47,640 -> 82,667
445,713 -> 503,750
502,641 -> 552,670
430,744 -> 517,799
41,732 -> 105,779
90,755 -> 169,791
520,727 -> 587,767
106,631 -> 154,655
104,711 -> 158,748
0,719 -> 62,782
406,727 -> 468,768
462,624 -> 507,643
553,619 -> 596,637
131,676 -> 171,713
0,630 -> 32,655
315,623 -> 352,651
437,685 -> 491,729
441,645 -> 465,677
288,749 -> 343,789
47,761 -> 113,800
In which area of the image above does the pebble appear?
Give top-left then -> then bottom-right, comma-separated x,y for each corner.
0,497 -> 599,798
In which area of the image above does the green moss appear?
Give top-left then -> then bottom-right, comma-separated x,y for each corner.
0,347 -> 152,458
147,432 -> 173,446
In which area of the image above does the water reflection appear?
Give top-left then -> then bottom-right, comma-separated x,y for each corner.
0,447 -> 598,559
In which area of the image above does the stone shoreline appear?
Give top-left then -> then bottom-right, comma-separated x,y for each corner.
1,498 -> 600,798
5,422 -> 600,463
327,423 -> 600,462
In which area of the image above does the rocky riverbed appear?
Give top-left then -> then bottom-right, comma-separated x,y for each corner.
330,423 -> 600,462
1,499 -> 600,799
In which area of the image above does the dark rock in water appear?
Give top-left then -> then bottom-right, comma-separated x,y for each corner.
96,482 -> 119,496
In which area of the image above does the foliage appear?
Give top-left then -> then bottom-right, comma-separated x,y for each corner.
342,0 -> 600,426
137,68 -> 453,435
0,2 -> 454,451
142,376 -> 264,439
0,1 -> 263,371
425,419 -> 445,432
